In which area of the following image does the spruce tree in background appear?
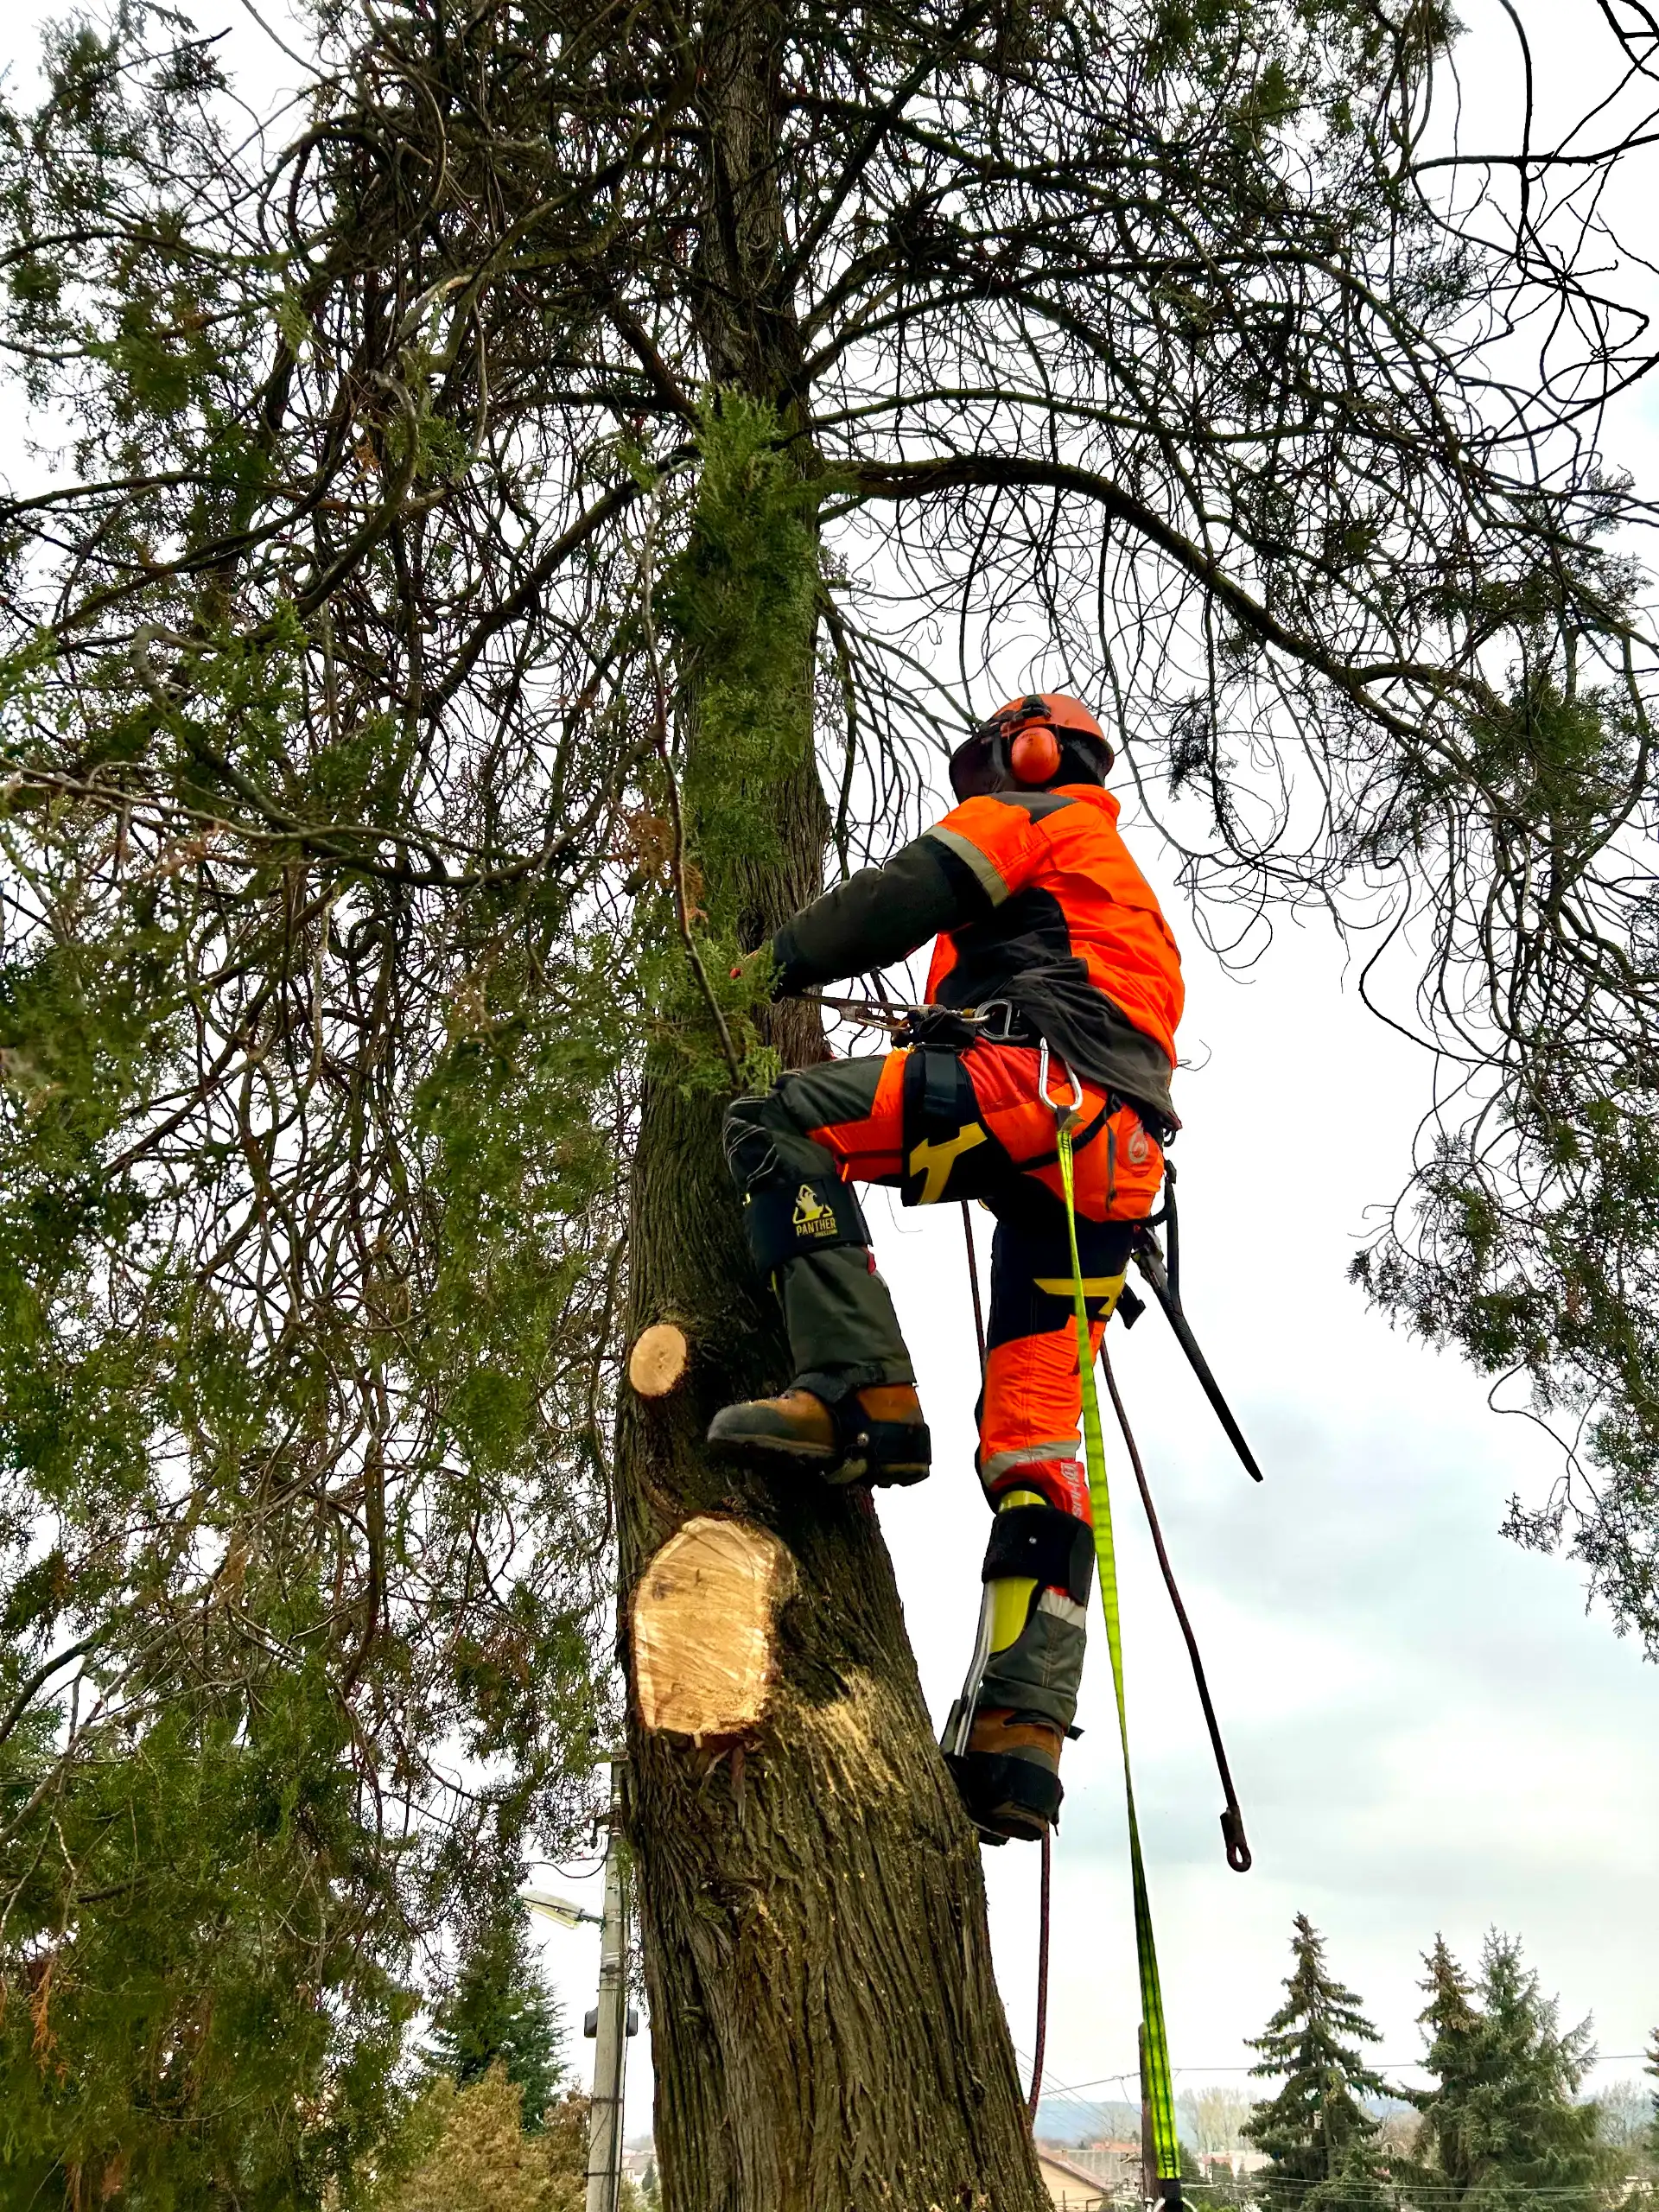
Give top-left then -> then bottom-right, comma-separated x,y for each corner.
1244,1916 -> 1394,2212
429,1904 -> 566,2130
1647,2031 -> 1659,2166
1410,1931 -> 1613,2212
1414,1932 -> 1484,2186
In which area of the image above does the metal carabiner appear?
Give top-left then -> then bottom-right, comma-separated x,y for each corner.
1036,1035 -> 1083,1133
969,998 -> 1018,1043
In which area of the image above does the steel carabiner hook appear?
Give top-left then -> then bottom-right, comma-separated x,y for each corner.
1036,1035 -> 1083,1133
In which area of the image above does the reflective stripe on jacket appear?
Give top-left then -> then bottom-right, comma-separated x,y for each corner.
770,783 -> 1184,1127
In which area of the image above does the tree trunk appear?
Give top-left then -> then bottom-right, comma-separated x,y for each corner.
612,10 -> 1052,2199
616,946 -> 1050,2211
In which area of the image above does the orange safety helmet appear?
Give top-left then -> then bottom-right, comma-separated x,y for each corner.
949,691 -> 1116,800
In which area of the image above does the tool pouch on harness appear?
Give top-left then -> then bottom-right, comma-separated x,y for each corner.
742,1172 -> 871,1280
899,1045 -> 1012,1208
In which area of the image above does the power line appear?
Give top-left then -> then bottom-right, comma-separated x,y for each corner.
1028,2056 -> 1654,2101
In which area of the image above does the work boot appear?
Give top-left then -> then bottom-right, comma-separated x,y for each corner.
707,1383 -> 931,1487
949,1707 -> 1065,1843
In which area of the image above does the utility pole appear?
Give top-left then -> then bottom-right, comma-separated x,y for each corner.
585,1760 -> 630,2212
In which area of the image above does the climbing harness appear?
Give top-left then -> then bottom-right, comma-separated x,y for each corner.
802,991 -> 1265,1491
1043,1037 -> 1183,2208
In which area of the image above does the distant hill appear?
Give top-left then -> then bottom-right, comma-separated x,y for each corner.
1033,2097 -> 1143,2147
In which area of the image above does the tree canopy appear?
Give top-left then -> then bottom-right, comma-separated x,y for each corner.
428,1899 -> 567,2128
1410,1930 -> 1614,2212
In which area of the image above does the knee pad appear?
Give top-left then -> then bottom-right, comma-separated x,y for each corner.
982,1501 -> 1094,1607
741,1173 -> 872,1279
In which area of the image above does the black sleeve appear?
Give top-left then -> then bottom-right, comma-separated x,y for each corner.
769,833 -> 990,995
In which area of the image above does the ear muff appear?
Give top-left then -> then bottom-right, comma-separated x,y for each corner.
948,691 -> 1115,799
1008,723 -> 1062,785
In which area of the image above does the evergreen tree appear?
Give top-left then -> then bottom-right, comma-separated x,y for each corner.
380,2066 -> 590,2212
1412,1937 -> 1485,2199
429,1905 -> 566,2131
1243,1916 -> 1394,2212
1410,1932 -> 1613,2212
1648,2031 -> 1659,2166
1305,2135 -> 1398,2212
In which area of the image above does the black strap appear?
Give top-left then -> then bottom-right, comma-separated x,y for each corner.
921,1047 -> 960,1122
983,1503 -> 1095,1606
945,1748 -> 1065,1829
741,1172 -> 871,1278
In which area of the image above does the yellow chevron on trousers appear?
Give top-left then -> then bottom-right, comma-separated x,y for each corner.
907,1121 -> 987,1205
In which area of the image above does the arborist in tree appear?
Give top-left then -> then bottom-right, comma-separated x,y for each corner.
712,693 -> 1183,1843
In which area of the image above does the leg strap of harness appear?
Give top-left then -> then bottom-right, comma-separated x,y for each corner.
900,1047 -> 1007,1207
944,1749 -> 1064,1830
983,1503 -> 1095,1607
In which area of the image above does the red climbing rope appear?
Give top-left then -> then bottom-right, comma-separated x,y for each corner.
1099,1342 -> 1252,1873
1027,1822 -> 1052,2124
960,1198 -> 987,1371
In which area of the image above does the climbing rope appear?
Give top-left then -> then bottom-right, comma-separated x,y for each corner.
1046,1046 -> 1183,2206
960,1198 -> 988,1372
1100,1344 -> 1252,1873
1027,1822 -> 1052,2125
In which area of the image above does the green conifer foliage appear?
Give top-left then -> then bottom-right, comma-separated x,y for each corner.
0,22 -> 628,2185
1410,1932 -> 1615,2212
0,1691 -> 413,2207
1244,1915 -> 1394,2212
429,1903 -> 567,2130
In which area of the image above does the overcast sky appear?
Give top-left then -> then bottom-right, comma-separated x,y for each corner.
2,0 -> 1654,2150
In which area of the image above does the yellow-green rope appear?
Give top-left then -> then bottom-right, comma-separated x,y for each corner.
1056,1119 -> 1181,2194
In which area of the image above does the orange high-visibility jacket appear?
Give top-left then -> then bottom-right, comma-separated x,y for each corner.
771,783 -> 1184,1127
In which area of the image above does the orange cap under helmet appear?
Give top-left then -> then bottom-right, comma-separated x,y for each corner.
949,691 -> 1116,800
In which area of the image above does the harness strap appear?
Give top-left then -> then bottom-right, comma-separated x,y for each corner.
1051,1074 -> 1183,2207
